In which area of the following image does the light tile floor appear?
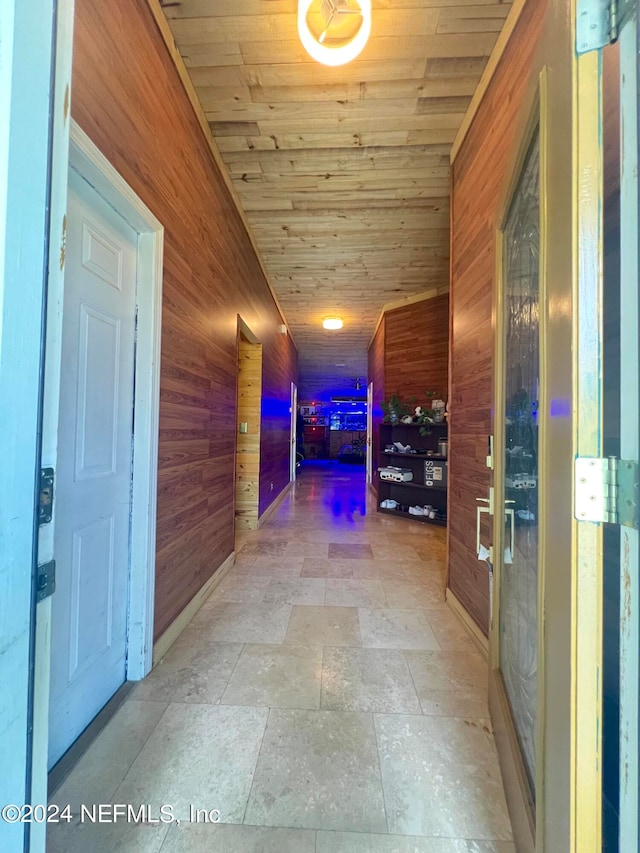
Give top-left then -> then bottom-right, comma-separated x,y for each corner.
48,462 -> 514,852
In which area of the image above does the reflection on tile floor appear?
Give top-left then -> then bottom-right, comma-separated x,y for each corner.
48,462 -> 513,852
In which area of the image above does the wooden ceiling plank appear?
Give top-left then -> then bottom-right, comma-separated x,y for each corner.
188,31 -> 498,67
203,97 -> 421,122
169,14 -> 300,46
436,17 -> 507,33
214,131 -> 415,151
189,59 -> 428,86
161,0 -> 296,17
220,144 -> 451,166
249,77 -> 480,102
178,41 -> 244,66
253,113 -> 465,136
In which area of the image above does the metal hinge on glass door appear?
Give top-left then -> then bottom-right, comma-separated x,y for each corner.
574,457 -> 639,527
576,0 -> 634,53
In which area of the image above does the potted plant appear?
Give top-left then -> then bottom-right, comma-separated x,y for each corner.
418,390 -> 447,435
380,394 -> 411,424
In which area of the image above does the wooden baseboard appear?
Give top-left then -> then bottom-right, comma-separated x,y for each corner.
152,551 -> 235,665
259,481 -> 292,528
445,587 -> 489,659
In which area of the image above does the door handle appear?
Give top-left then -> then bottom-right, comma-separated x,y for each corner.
476,491 -> 494,560
476,492 -> 516,563
476,504 -> 492,558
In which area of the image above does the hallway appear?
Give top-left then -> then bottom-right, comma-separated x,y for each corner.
48,464 -> 514,852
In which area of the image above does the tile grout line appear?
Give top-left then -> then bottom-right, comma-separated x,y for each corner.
107,699 -> 172,809
240,705 -> 272,827
401,649 -> 426,717
217,642 -> 247,705
371,711 -> 392,836
319,645 -> 328,710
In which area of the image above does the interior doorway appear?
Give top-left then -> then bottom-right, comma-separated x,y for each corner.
46,123 -> 163,771
235,319 -> 263,531
366,381 -> 374,484
290,382 -> 298,482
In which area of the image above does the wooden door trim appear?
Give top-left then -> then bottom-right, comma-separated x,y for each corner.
69,120 -> 164,681
571,46 -> 605,849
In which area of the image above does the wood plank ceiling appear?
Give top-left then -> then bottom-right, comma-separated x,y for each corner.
160,0 -> 510,401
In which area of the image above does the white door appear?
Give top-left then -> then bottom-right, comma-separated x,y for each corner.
48,167 -> 137,767
290,382 -> 298,482
366,382 -> 373,484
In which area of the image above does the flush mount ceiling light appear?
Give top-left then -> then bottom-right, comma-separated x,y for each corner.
298,0 -> 372,67
323,316 -> 343,330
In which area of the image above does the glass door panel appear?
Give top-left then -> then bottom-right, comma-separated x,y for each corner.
499,129 -> 540,794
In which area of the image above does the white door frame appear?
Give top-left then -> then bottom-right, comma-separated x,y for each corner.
63,120 -> 164,679
366,381 -> 374,484
290,381 -> 298,482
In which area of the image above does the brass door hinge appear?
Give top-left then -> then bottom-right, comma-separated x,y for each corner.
576,0 -> 634,53
575,457 -> 639,527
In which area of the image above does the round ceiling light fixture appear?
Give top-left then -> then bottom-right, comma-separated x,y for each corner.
323,316 -> 343,330
298,0 -> 372,67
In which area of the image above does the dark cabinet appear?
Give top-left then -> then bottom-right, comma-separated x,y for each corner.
376,422 -> 448,526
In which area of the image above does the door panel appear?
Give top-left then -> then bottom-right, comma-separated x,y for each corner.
48,168 -> 137,767
69,516 -> 116,679
75,304 -> 120,478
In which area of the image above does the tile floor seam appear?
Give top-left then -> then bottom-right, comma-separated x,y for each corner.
155,824 -> 172,851
371,711 -> 392,835
240,705 -> 272,826
103,699 -> 172,805
216,641 -> 246,706
107,701 -> 173,807
319,645 -> 328,709
402,649 -> 426,718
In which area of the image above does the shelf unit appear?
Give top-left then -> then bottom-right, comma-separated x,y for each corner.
376,422 -> 448,526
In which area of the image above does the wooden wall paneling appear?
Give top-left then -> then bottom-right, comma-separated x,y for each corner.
448,0 -> 545,635
235,338 -> 262,530
72,0 -> 297,640
384,293 -> 450,406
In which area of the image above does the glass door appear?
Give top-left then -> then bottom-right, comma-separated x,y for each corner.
488,15 -> 607,845
497,129 -> 541,799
